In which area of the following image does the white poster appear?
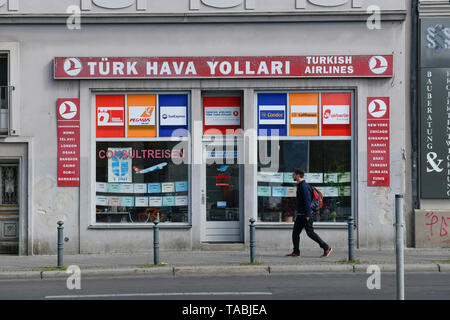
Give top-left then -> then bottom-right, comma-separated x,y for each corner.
304,173 -> 323,184
204,106 -> 240,126
96,196 -> 108,206
133,183 -> 147,194
128,106 -> 155,126
290,105 -> 318,125
175,196 -> 188,206
108,148 -> 132,183
149,196 -> 163,207
135,197 -> 149,207
96,182 -> 108,193
322,105 -> 350,125
160,106 -> 187,126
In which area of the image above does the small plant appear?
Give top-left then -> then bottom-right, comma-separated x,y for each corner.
240,261 -> 264,266
137,263 -> 168,268
40,266 -> 68,271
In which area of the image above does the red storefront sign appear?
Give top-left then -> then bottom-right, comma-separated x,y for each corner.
57,99 -> 80,187
367,97 -> 390,187
54,55 -> 393,79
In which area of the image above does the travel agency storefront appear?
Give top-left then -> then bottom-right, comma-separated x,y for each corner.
0,0 -> 410,255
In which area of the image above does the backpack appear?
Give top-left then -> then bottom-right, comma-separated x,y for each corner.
308,184 -> 323,213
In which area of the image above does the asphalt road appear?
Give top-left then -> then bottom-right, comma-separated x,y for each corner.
0,273 -> 448,301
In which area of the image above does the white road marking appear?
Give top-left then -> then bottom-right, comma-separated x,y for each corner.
45,291 -> 273,299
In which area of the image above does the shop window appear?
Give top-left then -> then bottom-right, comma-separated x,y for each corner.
257,91 -> 352,223
0,53 -> 9,135
95,93 -> 189,224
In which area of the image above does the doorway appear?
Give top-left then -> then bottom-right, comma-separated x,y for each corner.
0,162 -> 19,254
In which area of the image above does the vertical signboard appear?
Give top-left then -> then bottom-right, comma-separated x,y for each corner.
203,96 -> 241,135
367,97 -> 390,187
419,18 -> 450,198
57,99 -> 80,187
321,93 -> 351,136
289,93 -> 319,136
257,93 -> 287,136
96,95 -> 125,138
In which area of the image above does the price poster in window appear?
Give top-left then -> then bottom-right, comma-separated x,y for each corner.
108,148 -> 132,183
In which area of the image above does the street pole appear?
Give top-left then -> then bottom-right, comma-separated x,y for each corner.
57,221 -> 64,267
348,216 -> 355,261
249,218 -> 255,263
153,219 -> 160,265
395,195 -> 405,300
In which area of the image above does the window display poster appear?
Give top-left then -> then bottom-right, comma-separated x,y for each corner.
133,183 -> 147,194
96,196 -> 108,206
321,93 -> 351,136
324,173 -> 338,183
286,187 -> 297,197
107,183 -> 121,193
127,94 -> 157,138
162,182 -> 175,193
149,196 -> 163,207
258,93 -> 287,136
121,197 -> 135,207
163,196 -> 176,206
203,96 -> 242,134
304,173 -> 323,184
175,196 -> 188,206
135,196 -> 149,207
272,186 -> 287,197
175,181 -> 188,192
96,182 -> 108,193
159,94 -> 189,137
289,93 -> 319,136
257,186 -> 271,197
108,196 -> 121,207
283,173 -> 296,183
120,184 -> 134,193
108,148 -> 132,183
148,183 -> 162,193
96,95 -> 125,138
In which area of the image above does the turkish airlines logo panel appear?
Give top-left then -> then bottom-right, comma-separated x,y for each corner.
57,99 -> 80,121
54,55 -> 393,79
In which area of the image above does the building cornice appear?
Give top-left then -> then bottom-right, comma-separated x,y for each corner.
0,10 -> 407,24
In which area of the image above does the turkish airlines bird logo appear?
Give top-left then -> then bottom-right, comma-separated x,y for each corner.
369,56 -> 388,75
63,58 -> 82,76
59,101 -> 78,120
368,99 -> 387,118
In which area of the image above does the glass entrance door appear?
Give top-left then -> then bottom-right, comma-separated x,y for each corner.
0,163 -> 19,254
202,138 -> 243,242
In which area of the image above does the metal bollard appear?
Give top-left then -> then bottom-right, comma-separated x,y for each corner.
153,219 -> 159,265
395,195 -> 405,300
57,221 -> 64,267
249,218 -> 255,263
347,216 -> 355,261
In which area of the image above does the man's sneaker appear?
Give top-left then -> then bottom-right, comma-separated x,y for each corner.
321,248 -> 332,258
286,252 -> 300,257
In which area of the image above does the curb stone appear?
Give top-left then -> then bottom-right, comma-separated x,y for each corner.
173,265 -> 269,276
438,264 -> 450,272
354,264 -> 440,273
269,265 -> 354,273
0,271 -> 42,280
40,267 -> 174,279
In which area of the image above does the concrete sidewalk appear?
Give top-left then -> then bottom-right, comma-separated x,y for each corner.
0,248 -> 449,279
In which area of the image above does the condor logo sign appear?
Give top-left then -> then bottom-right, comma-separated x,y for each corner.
128,106 -> 155,126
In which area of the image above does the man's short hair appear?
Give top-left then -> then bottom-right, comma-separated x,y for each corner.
294,168 -> 305,178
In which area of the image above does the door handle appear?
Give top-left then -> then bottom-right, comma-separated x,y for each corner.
201,189 -> 205,205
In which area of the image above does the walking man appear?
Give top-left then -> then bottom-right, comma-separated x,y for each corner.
286,168 -> 332,258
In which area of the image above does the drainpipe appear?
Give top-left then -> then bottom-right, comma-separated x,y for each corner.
411,0 -> 419,209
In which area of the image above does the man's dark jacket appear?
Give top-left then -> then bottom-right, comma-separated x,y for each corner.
296,180 -> 312,218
